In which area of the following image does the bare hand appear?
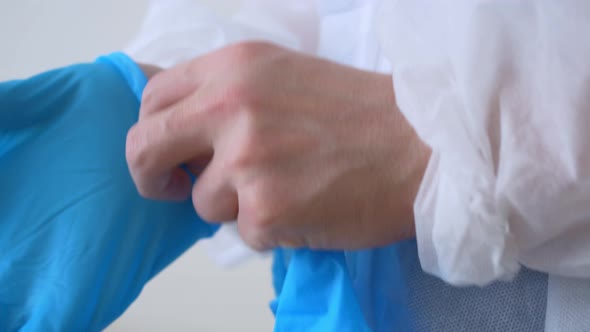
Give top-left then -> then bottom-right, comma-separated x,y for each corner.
127,42 -> 430,250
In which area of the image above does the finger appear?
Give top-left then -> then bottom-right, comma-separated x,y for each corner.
140,60 -> 200,119
235,192 -> 280,251
126,94 -> 216,200
236,218 -> 278,252
192,156 -> 238,223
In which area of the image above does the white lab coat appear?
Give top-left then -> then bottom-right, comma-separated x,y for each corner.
126,1 -> 590,330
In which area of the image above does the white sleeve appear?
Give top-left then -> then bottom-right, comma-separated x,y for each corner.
125,0 -> 319,68
377,0 -> 590,286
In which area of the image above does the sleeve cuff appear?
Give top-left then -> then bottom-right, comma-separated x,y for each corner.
414,151 -> 520,286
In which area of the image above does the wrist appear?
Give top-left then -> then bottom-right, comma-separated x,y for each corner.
402,133 -> 431,239
400,110 -> 431,240
376,74 -> 431,240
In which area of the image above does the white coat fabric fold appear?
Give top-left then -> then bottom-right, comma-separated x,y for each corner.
377,0 -> 590,286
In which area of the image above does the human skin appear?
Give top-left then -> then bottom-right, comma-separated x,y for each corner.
129,42 -> 431,251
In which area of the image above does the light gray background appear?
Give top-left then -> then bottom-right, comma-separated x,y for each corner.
0,1 -> 275,331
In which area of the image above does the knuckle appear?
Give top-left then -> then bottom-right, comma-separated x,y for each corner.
125,125 -> 158,198
238,177 -> 289,251
184,60 -> 201,81
140,75 -> 163,110
163,96 -> 203,135
228,66 -> 268,107
230,137 -> 263,171
244,182 -> 281,230
241,233 -> 266,252
226,41 -> 274,63
192,83 -> 249,121
203,94 -> 233,119
163,105 -> 185,133
192,191 -> 215,222
206,82 -> 254,118
250,209 -> 275,232
237,218 -> 272,252
225,118 -> 261,169
228,42 -> 255,62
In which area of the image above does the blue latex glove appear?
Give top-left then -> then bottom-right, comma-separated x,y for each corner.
0,53 -> 216,331
0,52 -> 377,332
273,250 -> 372,332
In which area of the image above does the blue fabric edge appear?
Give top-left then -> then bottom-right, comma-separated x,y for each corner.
95,52 -> 148,102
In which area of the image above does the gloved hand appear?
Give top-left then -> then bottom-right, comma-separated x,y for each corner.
0,53 -> 216,332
